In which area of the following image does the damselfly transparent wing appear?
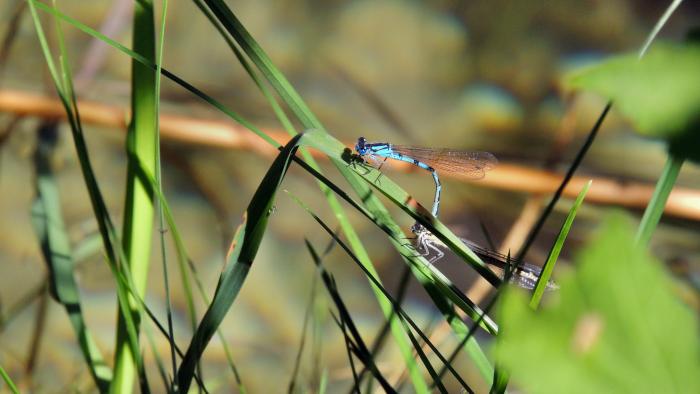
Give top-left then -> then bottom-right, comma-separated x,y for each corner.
389,145 -> 498,179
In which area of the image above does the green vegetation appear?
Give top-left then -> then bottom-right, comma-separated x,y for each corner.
1,0 -> 695,392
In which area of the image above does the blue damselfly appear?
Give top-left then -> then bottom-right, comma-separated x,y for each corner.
354,137 -> 497,217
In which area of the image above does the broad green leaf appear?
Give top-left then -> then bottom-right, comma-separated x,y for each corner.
566,42 -> 700,141
495,213 -> 700,394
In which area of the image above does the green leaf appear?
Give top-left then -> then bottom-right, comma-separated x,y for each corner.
176,133 -> 303,393
495,213 -> 700,393
565,42 -> 700,140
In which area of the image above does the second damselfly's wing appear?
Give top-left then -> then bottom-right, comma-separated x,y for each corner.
389,145 -> 498,179
461,239 -> 558,291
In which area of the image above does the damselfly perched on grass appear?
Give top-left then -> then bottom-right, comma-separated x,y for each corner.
412,227 -> 558,290
354,137 -> 498,217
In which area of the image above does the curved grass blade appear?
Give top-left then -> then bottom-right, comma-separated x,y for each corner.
176,133 -> 303,393
530,180 -> 591,308
30,121 -> 112,392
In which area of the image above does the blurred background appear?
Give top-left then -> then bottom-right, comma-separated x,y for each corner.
1,0 -> 699,392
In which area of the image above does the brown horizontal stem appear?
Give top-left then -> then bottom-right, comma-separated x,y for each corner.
2,88 -> 699,220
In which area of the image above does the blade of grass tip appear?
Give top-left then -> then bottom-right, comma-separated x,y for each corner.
0,364 -> 19,394
637,0 -> 684,58
176,133 -> 303,393
113,0 -> 159,391
530,180 -> 591,308
27,2 -> 147,390
308,243 -> 397,394
634,155 -> 684,246
30,120 -> 112,391
318,369 -> 329,394
515,103 -> 611,263
490,368 -> 510,394
290,193 -> 474,393
491,181 -> 591,394
516,0 -> 682,262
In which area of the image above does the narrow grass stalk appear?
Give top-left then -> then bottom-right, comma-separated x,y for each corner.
151,0 -> 179,389
635,154 -> 684,246
0,364 -> 19,394
113,1 -> 158,391
530,180 -> 592,308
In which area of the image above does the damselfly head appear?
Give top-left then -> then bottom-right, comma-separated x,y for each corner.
355,137 -> 367,155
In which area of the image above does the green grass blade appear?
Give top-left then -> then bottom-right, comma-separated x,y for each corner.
152,0 -> 179,389
306,240 -> 398,393
31,3 -> 496,383
0,364 -> 19,394
288,256 -> 321,393
30,1 -> 490,284
195,3 -> 432,389
176,133 -> 304,393
113,0 -> 159,391
26,2 -> 148,390
530,180 -> 592,308
30,121 -> 112,392
129,154 -> 246,391
635,154 -> 684,246
491,180 -> 591,394
289,191 -> 489,391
